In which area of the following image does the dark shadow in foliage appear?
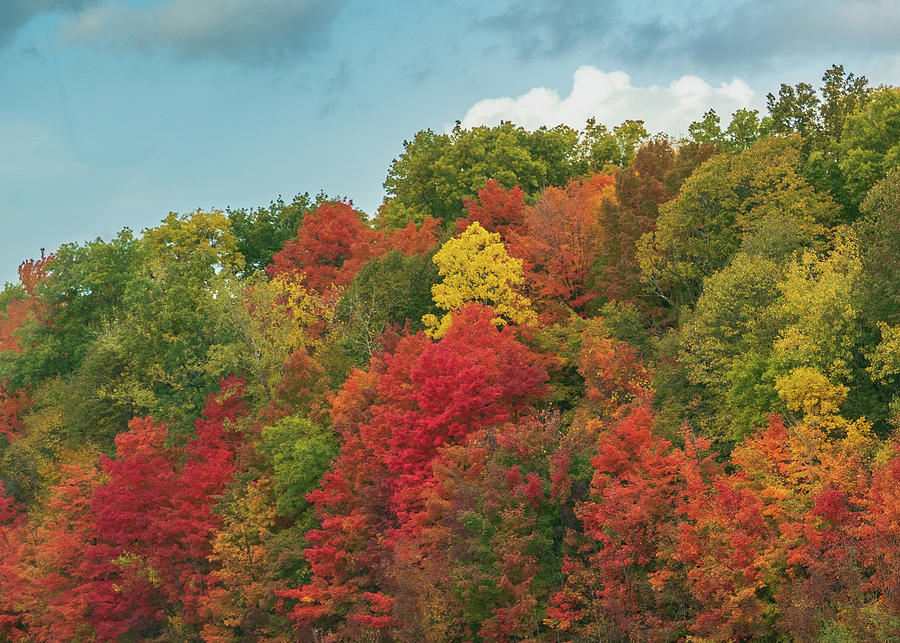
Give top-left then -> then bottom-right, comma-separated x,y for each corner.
331,250 -> 440,369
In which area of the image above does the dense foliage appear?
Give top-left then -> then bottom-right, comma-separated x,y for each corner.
1,65 -> 899,641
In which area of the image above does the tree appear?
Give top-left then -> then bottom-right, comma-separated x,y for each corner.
675,397 -> 876,639
688,109 -> 724,146
0,483 -> 25,639
282,304 -> 547,638
380,122 -> 583,228
0,252 -> 55,387
257,346 -> 331,428
332,249 -> 440,365
725,108 -> 764,152
763,66 -> 872,215
382,304 -> 547,492
227,192 -> 318,274
676,252 -> 784,439
512,173 -> 616,314
207,272 -> 325,405
820,65 -> 870,142
857,442 -> 900,629
384,216 -> 442,256
85,415 -> 180,639
580,118 -> 649,170
764,65 -> 869,144
770,235 -> 862,384
86,211 -> 246,425
454,179 -> 528,240
0,253 -> 55,446
424,222 -> 534,338
767,81 -> 822,139
854,169 -> 900,326
85,379 -> 248,640
596,136 -> 718,310
578,332 -> 653,418
0,386 -> 29,445
390,415 -> 577,641
837,86 -> 900,209
259,416 -> 337,520
266,201 -> 380,294
199,477 -> 299,642
638,137 -> 837,312
17,463 -> 101,641
145,210 -> 245,276
547,407 -> 712,640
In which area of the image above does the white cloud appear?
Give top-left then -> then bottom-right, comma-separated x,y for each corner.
458,66 -> 760,136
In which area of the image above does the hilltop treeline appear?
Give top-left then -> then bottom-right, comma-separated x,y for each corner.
1,65 -> 899,640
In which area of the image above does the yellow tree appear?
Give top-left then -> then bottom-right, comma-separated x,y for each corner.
423,222 -> 534,338
144,209 -> 245,277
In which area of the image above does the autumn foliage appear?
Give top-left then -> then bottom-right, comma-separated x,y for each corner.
2,66 -> 900,641
512,173 -> 616,313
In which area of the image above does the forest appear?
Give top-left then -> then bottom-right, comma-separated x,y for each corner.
0,65 -> 899,641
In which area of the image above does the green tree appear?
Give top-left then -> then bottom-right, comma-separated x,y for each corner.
258,416 -> 337,520
688,109 -> 724,147
580,118 -> 648,170
764,65 -> 872,216
206,272 -> 325,406
96,211 -> 246,426
676,252 -> 785,440
227,193 -> 315,273
332,250 -> 440,365
820,65 -> 870,141
638,137 -> 837,311
691,108 -> 769,153
724,108 -> 764,152
59,331 -> 137,450
853,170 -> 900,326
837,86 -> 900,209
770,235 -> 862,383
380,122 -> 582,229
767,81 -> 822,139
0,231 -> 143,390
678,253 -> 783,392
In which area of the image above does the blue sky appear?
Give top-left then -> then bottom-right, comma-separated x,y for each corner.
2,0 -> 898,284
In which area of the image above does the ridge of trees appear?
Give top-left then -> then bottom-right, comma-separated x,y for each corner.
0,65 -> 899,640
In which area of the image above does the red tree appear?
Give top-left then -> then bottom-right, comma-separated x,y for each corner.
281,303 -> 548,638
385,216 -> 442,256
512,174 -> 615,313
0,252 -> 54,444
17,464 -> 101,641
0,484 -> 25,639
578,332 -> 653,418
86,379 -> 247,640
855,442 -> 900,632
266,202 -> 381,292
391,414 -> 582,641
456,180 -> 528,240
547,407 -> 712,640
379,303 -> 548,513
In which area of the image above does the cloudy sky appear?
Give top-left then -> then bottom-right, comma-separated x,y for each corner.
2,0 -> 899,283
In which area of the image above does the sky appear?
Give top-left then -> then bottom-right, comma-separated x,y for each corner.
2,0 -> 899,284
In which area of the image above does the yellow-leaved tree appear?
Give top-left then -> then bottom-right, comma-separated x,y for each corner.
773,366 -> 877,479
423,221 -> 534,338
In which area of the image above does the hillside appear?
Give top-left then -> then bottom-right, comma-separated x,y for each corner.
1,65 -> 899,641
